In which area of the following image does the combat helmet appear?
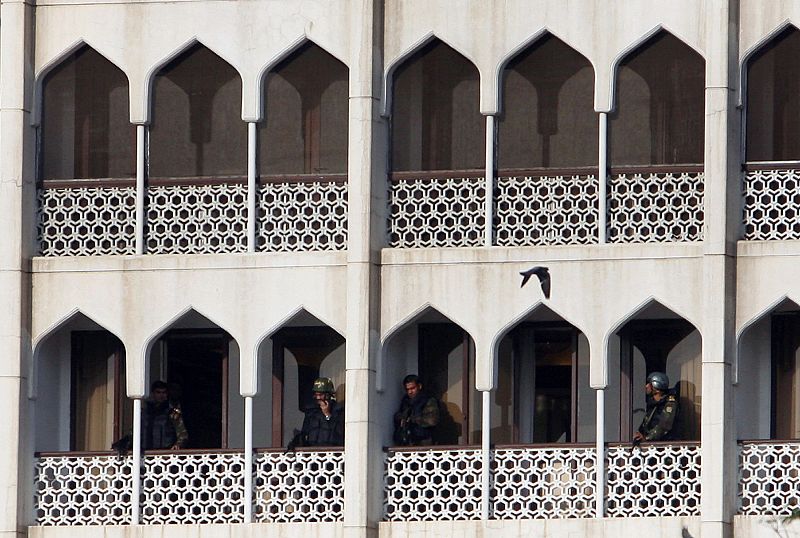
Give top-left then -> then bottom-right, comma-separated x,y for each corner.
646,371 -> 670,392
312,377 -> 336,394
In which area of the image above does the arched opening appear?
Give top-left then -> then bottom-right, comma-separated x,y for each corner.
259,42 -> 348,176
149,44 -> 245,180
34,313 -> 129,452
746,27 -> 800,163
391,40 -> 483,172
737,299 -> 800,440
493,306 -> 595,444
382,308 -> 480,446
256,310 -> 346,448
146,310 -> 242,449
607,302 -> 702,442
495,34 -> 598,246
610,31 -> 704,166
499,35 -> 597,170
41,46 -> 134,181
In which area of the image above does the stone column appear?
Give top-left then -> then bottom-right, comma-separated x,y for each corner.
701,2 -> 740,538
343,2 -> 386,538
0,0 -> 35,535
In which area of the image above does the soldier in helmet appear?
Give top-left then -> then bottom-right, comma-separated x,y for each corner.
288,377 -> 344,449
634,371 -> 679,443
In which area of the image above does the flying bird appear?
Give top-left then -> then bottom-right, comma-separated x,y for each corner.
519,266 -> 550,299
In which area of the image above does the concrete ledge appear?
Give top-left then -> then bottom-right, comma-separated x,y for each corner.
29,522 -> 345,538
379,517 -> 700,538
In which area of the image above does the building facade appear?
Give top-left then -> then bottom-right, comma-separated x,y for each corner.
2,0 -> 799,537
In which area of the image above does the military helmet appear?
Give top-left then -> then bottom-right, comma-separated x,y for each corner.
312,377 -> 335,394
646,371 -> 670,392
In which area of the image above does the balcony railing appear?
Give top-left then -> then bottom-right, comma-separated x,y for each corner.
607,165 -> 704,243
739,440 -> 800,515
742,163 -> 800,241
34,448 -> 344,526
36,174 -> 348,256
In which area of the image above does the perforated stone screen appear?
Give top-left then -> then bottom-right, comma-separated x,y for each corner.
492,446 -> 596,519
495,174 -> 599,246
253,450 -> 344,522
607,171 -> 704,243
743,168 -> 800,240
739,441 -> 800,515
145,183 -> 247,254
388,175 -> 485,248
140,451 -> 245,524
35,454 -> 133,525
257,180 -> 348,252
384,449 -> 482,521
606,443 -> 701,517
37,186 -> 136,256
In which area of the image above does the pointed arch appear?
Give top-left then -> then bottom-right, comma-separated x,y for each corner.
258,39 -> 349,175
609,28 -> 705,166
497,31 -> 597,169
490,302 -> 587,360
604,296 -> 700,347
141,306 -> 237,366
36,43 -> 134,181
738,20 -> 797,107
381,32 -> 479,118
742,23 -> 800,162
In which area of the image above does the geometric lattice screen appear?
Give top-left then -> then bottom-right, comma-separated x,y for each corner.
743,168 -> 800,240
608,171 -> 704,243
739,441 -> 800,515
495,174 -> 599,246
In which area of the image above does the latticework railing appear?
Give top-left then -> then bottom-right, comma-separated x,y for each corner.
257,176 -> 348,252
606,442 -> 701,517
739,441 -> 800,515
34,453 -> 133,525
253,449 -> 344,522
495,172 -> 599,246
388,172 -> 485,248
37,185 -> 136,256
607,168 -> 704,243
742,167 -> 800,240
491,445 -> 595,519
384,448 -> 482,521
141,451 -> 245,524
146,182 -> 248,254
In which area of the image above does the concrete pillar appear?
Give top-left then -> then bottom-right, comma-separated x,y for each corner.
0,0 -> 35,535
700,2 -> 740,538
343,2 -> 385,538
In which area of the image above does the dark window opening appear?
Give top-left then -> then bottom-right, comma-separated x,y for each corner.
609,32 -> 705,166
618,318 -> 701,441
70,331 -> 129,452
418,323 -> 479,445
149,329 -> 232,449
746,27 -> 800,162
391,40 -> 484,172
259,43 -> 349,175
771,312 -> 800,438
150,44 -> 246,179
270,326 -> 346,447
42,47 -> 134,181
499,35 -> 597,170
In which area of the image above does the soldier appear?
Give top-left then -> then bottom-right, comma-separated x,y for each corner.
634,371 -> 679,443
142,380 -> 188,450
288,377 -> 344,449
393,374 -> 440,446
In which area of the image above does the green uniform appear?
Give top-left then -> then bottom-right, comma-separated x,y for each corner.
638,392 -> 679,441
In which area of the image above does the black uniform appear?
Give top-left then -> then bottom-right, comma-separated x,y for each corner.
141,400 -> 188,449
638,391 -> 679,441
296,401 -> 345,447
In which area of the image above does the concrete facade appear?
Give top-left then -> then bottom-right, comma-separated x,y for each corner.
3,1 -> 800,537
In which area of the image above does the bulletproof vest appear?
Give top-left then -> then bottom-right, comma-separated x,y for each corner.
143,401 -> 177,450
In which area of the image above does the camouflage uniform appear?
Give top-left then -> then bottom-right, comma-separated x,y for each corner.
142,400 -> 188,449
394,392 -> 440,446
638,392 -> 679,441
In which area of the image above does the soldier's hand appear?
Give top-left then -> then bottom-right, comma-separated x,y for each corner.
319,399 -> 331,417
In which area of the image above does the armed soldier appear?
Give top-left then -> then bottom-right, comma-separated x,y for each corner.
288,377 -> 344,449
633,371 -> 679,444
393,374 -> 440,446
